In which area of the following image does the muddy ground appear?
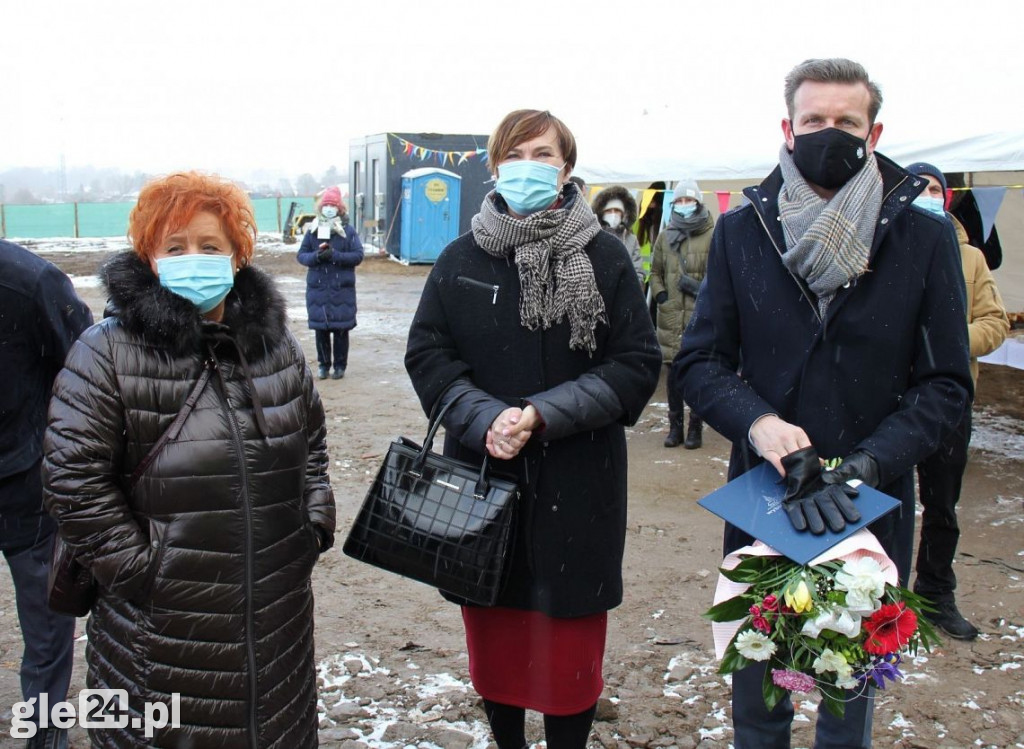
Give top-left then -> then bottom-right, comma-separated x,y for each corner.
1,239 -> 1022,748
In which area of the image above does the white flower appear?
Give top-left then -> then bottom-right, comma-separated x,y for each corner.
834,663 -> 859,690
735,630 -> 777,661
801,607 -> 862,638
812,648 -> 848,674
834,558 -> 886,614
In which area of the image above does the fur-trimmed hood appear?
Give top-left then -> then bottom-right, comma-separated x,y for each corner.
591,185 -> 639,228
99,251 -> 288,360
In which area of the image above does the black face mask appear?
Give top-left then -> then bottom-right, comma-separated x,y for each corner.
789,126 -> 868,189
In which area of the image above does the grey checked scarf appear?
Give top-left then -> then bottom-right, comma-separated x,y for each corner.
777,144 -> 883,316
472,187 -> 605,354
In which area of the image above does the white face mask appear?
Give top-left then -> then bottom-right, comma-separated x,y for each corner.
321,206 -> 339,220
603,212 -> 622,229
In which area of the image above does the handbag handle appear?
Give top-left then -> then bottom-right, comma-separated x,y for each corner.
414,386 -> 495,499
129,360 -> 214,490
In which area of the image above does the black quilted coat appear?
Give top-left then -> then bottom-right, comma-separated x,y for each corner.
42,252 -> 335,748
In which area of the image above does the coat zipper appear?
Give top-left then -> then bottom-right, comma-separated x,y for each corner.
456,275 -> 499,304
750,200 -> 824,325
212,359 -> 259,748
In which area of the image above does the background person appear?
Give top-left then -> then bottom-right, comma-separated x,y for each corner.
405,109 -> 660,749
42,171 -> 335,748
1,239 -> 93,749
674,59 -> 972,748
592,185 -> 645,287
649,178 -> 714,449
297,185 -> 364,380
905,161 -> 1010,641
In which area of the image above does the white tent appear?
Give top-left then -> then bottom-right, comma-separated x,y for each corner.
574,128 -> 1024,184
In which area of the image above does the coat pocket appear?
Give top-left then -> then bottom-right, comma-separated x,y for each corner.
136,519 -> 169,602
456,275 -> 500,305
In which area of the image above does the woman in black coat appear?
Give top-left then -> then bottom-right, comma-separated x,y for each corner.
405,110 -> 661,749
43,172 -> 335,748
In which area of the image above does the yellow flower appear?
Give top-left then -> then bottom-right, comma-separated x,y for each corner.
784,579 -> 814,614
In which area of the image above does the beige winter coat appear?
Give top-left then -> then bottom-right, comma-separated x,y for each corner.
952,216 -> 1010,384
649,212 -> 715,362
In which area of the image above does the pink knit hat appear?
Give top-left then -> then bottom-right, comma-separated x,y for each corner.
320,186 -> 345,210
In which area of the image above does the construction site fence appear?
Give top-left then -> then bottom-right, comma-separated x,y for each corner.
0,197 -> 318,239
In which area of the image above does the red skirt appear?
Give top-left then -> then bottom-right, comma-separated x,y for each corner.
461,605 -> 607,715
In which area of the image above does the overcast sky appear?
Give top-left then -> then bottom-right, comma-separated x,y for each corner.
3,0 -> 1021,183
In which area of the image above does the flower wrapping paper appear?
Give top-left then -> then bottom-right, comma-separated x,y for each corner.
711,528 -> 898,659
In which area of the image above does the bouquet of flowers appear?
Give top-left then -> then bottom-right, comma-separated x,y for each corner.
704,529 -> 939,718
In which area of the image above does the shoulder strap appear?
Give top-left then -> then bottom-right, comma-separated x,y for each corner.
129,362 -> 214,490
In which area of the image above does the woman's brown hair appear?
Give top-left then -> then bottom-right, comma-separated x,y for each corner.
487,110 -> 577,176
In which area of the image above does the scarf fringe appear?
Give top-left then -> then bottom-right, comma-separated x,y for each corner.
472,189 -> 605,353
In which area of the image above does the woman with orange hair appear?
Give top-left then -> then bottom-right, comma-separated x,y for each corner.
42,171 -> 335,747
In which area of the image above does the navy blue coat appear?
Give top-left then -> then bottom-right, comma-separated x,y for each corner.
405,225 -> 661,618
0,240 -> 92,546
673,155 -> 972,582
297,221 -> 364,330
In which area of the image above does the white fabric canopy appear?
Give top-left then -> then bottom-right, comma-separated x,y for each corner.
574,129 -> 1024,184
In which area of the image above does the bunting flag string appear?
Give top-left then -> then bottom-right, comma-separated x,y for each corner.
388,134 -> 488,168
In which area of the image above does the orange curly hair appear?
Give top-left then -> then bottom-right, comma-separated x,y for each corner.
128,171 -> 257,266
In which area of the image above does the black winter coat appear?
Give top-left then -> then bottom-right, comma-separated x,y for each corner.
42,252 -> 335,748
0,241 -> 92,544
673,155 -> 972,581
405,226 -> 661,618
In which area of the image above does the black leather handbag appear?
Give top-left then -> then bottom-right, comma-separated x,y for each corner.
47,364 -> 214,617
343,393 -> 520,606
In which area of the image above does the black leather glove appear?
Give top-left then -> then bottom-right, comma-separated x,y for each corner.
655,291 -> 668,304
780,447 -> 861,534
821,450 -> 880,489
317,246 -> 332,262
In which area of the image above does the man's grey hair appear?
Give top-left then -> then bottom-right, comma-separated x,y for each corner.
784,58 -> 883,124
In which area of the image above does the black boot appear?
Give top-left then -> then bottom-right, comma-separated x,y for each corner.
664,412 -> 684,448
683,413 -> 703,449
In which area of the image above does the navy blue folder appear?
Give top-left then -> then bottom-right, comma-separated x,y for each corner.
697,462 -> 902,565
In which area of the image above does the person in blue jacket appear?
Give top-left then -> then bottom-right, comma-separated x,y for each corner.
297,186 -> 364,379
1,239 -> 93,749
674,58 -> 972,748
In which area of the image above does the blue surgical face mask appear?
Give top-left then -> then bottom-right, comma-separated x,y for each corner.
673,202 -> 697,218
495,160 -> 564,215
321,205 -> 339,220
156,254 -> 235,313
913,195 -> 946,217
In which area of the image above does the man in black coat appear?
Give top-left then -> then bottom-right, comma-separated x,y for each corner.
674,59 -> 972,748
1,239 -> 93,748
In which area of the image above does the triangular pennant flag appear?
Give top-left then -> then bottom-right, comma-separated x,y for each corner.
661,195 -> 672,229
716,190 -> 731,214
944,188 -> 953,210
972,186 -> 1007,242
639,189 -> 656,217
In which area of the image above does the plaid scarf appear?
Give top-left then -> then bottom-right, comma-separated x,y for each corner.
472,187 -> 605,354
777,144 -> 883,316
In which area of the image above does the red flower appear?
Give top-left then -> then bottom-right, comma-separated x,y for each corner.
753,615 -> 771,634
762,595 -> 779,611
749,604 -> 762,617
863,603 -> 918,655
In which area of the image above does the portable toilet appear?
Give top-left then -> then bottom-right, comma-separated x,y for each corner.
399,168 -> 461,263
